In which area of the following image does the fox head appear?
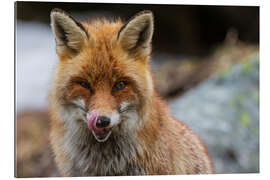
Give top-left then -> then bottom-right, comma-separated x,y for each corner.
50,9 -> 154,142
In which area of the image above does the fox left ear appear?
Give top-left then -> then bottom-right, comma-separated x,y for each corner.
50,8 -> 89,56
118,11 -> 154,56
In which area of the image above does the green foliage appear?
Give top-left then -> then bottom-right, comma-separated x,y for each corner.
231,94 -> 247,109
239,111 -> 251,128
242,57 -> 257,76
253,91 -> 259,103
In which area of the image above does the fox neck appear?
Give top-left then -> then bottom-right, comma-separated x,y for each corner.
63,123 -> 146,175
138,91 -> 167,144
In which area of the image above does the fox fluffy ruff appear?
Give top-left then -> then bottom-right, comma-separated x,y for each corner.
49,8 -> 214,176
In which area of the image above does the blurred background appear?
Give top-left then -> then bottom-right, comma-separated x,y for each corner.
15,2 -> 259,177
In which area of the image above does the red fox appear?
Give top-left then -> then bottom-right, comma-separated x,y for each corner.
49,8 -> 214,176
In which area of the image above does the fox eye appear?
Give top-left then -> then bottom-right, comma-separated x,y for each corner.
78,81 -> 92,91
113,81 -> 128,91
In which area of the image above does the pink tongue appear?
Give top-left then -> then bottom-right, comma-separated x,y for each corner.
87,110 -> 99,130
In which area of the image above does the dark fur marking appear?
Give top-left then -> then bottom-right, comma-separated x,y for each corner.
134,23 -> 149,49
55,21 -> 68,46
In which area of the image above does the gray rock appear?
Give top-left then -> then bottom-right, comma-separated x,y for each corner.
169,55 -> 259,173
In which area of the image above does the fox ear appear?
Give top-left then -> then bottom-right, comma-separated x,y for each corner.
50,8 -> 89,56
118,10 -> 154,56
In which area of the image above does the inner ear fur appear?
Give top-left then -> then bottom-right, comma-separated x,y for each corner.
50,8 -> 89,56
118,10 -> 154,56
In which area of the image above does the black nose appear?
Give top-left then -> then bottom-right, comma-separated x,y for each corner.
96,116 -> 110,128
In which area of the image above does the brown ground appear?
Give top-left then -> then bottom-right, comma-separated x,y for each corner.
16,111 -> 59,177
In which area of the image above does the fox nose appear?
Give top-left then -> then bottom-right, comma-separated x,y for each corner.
96,116 -> 110,128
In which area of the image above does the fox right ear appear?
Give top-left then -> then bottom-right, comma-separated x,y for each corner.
118,11 -> 154,57
50,8 -> 89,56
